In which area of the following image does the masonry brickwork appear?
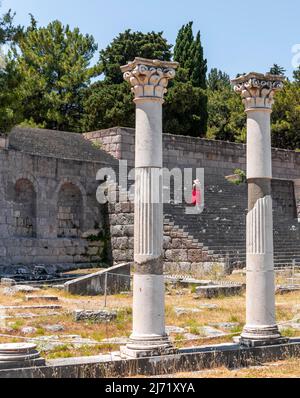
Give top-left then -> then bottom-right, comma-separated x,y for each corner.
0,127 -> 118,273
0,126 -> 299,273
84,127 -> 300,272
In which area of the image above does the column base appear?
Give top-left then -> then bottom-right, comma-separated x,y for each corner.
120,335 -> 177,359
0,343 -> 45,370
236,325 -> 289,347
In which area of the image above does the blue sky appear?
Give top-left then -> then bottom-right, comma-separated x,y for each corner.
2,0 -> 300,79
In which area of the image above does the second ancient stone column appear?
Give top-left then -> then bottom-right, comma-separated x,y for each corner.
120,58 -> 178,358
232,72 -> 287,346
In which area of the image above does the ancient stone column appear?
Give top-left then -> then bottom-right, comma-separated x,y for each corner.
232,72 -> 286,346
120,58 -> 178,358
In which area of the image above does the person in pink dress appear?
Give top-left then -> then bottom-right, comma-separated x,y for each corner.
191,179 -> 202,209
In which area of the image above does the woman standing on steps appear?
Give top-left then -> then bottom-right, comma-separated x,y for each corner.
191,179 -> 202,211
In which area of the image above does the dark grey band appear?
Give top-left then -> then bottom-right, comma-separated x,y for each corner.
133,256 -> 164,275
248,178 -> 271,211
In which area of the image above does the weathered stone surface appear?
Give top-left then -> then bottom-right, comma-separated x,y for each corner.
0,125 -> 299,276
195,284 -> 244,299
177,279 -> 215,287
174,307 -> 202,316
101,337 -> 128,344
21,327 -> 37,335
3,285 -> 41,295
0,278 -> 16,286
0,343 -> 45,369
43,324 -> 65,332
29,335 -> 98,351
182,333 -> 201,341
196,326 -> 227,337
25,296 -> 59,302
276,285 -> 300,295
165,326 -> 185,334
0,305 -> 61,310
209,322 -> 240,331
73,310 -> 117,323
0,312 -> 60,320
65,263 -> 131,296
197,304 -> 219,310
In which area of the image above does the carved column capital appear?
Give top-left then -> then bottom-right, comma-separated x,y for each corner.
121,57 -> 178,102
231,72 -> 285,111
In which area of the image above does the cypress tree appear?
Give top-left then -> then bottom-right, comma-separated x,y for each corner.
173,21 -> 207,89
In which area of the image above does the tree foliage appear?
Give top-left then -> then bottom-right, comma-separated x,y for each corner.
0,8 -> 22,45
0,58 -> 22,134
269,64 -> 286,76
207,68 -> 231,91
207,82 -> 246,142
271,78 -> 300,150
164,81 -> 207,136
99,30 -> 172,84
163,22 -> 208,136
173,21 -> 207,89
0,6 -> 23,134
14,19 -> 100,132
83,81 -> 135,131
1,10 -> 300,149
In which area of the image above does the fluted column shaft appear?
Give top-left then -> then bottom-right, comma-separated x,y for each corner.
120,58 -> 178,357
232,72 -> 286,346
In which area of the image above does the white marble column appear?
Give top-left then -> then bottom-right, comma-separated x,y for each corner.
232,72 -> 287,346
120,58 -> 178,358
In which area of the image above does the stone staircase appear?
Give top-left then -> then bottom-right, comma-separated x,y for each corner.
164,177 -> 300,271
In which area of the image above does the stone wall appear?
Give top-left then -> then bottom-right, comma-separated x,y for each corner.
84,127 -> 300,180
1,126 -> 299,272
0,127 -> 118,272
64,262 -> 131,296
84,127 -> 300,270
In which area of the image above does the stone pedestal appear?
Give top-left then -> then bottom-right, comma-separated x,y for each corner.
232,73 -> 287,347
0,343 -> 45,370
120,58 -> 178,358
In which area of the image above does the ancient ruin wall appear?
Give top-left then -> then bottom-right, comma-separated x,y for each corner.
84,127 -> 300,266
0,128 -> 116,272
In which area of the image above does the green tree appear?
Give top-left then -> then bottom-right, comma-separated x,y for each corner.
207,75 -> 246,142
84,25 -> 209,137
165,22 -> 208,136
0,5 -> 23,134
164,81 -> 207,137
0,57 -> 22,134
82,29 -> 172,132
173,21 -> 207,89
0,7 -> 22,45
207,68 -> 231,91
82,81 -> 135,131
14,19 -> 100,132
271,80 -> 300,150
269,64 -> 286,76
99,30 -> 172,84
293,65 -> 300,85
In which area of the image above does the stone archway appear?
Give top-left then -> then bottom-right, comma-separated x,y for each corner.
57,182 -> 84,238
13,178 -> 37,237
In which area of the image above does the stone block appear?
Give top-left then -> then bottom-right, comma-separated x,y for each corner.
64,263 -> 131,296
74,310 -> 117,323
195,284 -> 245,299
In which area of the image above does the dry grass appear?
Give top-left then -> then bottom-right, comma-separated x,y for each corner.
168,357 -> 300,378
0,270 -> 299,372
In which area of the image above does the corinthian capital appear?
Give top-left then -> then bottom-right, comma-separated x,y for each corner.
121,57 -> 178,102
231,72 -> 285,110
